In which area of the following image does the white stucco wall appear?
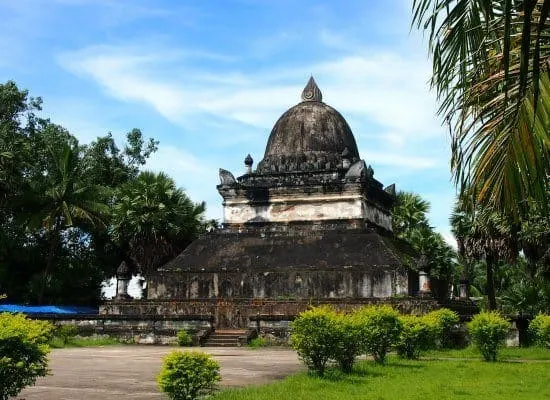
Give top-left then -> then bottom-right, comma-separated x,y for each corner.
223,194 -> 392,230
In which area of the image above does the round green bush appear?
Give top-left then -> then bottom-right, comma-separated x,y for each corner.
424,308 -> 459,349
157,350 -> 220,400
0,313 -> 54,400
468,311 -> 509,361
529,314 -> 550,348
355,305 -> 403,364
397,315 -> 437,359
290,306 -> 338,376
177,330 -> 193,347
332,312 -> 364,373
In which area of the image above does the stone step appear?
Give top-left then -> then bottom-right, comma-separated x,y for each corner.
203,342 -> 238,347
203,330 -> 246,347
206,339 -> 239,345
211,330 -> 246,335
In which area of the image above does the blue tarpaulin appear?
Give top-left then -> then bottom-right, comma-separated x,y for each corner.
0,304 -> 98,315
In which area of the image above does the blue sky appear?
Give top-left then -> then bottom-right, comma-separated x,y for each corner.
1,0 -> 458,245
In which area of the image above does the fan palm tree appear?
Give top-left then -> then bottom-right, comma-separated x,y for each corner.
392,191 -> 431,236
110,171 -> 205,276
450,192 -> 517,309
413,0 -> 550,217
30,141 -> 109,304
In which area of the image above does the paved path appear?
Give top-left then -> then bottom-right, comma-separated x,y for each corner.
15,346 -> 302,400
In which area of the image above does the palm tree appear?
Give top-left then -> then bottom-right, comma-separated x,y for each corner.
393,191 -> 457,296
110,171 -> 205,276
450,193 -> 517,309
392,192 -> 431,236
29,140 -> 109,304
413,0 -> 550,217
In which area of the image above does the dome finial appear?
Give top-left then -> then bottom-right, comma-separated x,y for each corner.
301,76 -> 322,102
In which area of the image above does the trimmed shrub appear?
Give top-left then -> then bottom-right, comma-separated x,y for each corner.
0,313 -> 54,400
177,330 -> 193,347
332,312 -> 364,373
157,350 -> 220,400
468,311 -> 509,361
529,314 -> 550,348
290,306 -> 338,376
355,305 -> 402,364
397,315 -> 437,359
56,324 -> 78,345
424,308 -> 459,348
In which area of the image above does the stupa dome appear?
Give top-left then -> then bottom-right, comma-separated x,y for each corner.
257,77 -> 360,173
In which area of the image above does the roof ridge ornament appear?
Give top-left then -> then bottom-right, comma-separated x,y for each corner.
301,76 -> 322,102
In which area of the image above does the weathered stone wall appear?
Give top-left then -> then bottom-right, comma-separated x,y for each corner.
28,314 -> 213,345
147,269 -> 408,301
101,297 -> 440,329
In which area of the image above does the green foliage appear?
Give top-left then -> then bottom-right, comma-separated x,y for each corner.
396,315 -> 437,359
48,335 -> 120,348
0,80 -> 209,305
392,191 -> 457,285
0,313 -> 54,400
468,312 -> 509,362
332,312 -> 364,373
248,337 -> 269,348
529,314 -> 550,348
177,330 -> 193,347
157,350 -> 220,400
290,306 -> 338,376
0,81 -> 159,304
424,308 -> 460,349
55,324 -> 78,345
412,0 -> 550,217
111,171 -> 205,275
355,305 -> 402,364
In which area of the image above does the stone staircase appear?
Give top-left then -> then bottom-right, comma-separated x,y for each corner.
203,329 -> 246,347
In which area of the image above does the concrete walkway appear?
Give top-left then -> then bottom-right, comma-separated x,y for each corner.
15,346 -> 302,400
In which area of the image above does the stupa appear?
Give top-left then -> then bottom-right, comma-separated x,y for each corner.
137,78 -> 418,330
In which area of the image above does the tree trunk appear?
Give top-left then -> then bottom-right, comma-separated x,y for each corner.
486,254 -> 497,310
38,225 -> 59,305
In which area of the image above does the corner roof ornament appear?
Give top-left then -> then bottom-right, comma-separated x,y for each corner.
301,76 -> 322,102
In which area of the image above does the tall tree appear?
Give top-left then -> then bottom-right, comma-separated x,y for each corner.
450,193 -> 517,309
392,192 -> 457,296
392,192 -> 430,235
27,137 -> 109,304
412,0 -> 550,217
111,171 -> 205,275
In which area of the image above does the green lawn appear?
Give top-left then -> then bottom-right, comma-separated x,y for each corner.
426,346 -> 550,361
212,357 -> 550,400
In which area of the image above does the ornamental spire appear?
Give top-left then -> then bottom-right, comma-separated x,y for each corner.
301,76 -> 322,102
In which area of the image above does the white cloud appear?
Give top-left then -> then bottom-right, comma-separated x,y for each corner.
58,46 -> 441,137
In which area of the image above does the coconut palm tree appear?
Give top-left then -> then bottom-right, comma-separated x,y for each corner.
110,171 -> 205,276
30,140 -> 109,304
413,0 -> 550,217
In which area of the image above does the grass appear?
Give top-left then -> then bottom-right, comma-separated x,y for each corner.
425,345 -> 550,361
212,356 -> 550,400
49,336 -> 122,348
